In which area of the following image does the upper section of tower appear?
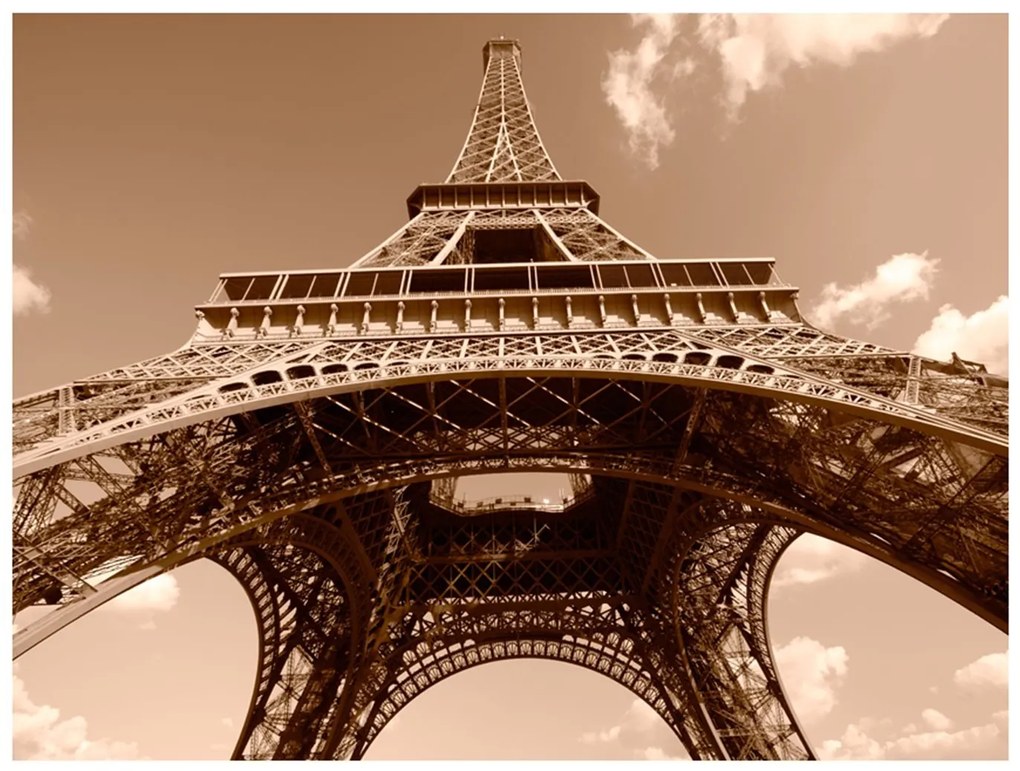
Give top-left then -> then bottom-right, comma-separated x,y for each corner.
193,39 -> 809,344
446,39 -> 561,183
482,37 -> 520,71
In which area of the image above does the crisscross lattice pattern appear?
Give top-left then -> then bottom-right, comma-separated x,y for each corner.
447,40 -> 560,183
11,37 -> 1007,763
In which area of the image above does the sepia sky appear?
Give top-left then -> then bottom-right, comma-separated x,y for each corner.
9,11 -> 1010,762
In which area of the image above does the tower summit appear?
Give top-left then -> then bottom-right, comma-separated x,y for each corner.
450,37 -> 558,184
12,39 -> 1007,760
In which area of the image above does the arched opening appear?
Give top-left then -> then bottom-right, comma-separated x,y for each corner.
251,370 -> 283,386
715,355 -> 744,370
286,365 -> 317,381
11,483 -> 1007,760
683,351 -> 712,366
768,535 -> 1007,760
11,375 -> 1005,761
363,659 -> 688,760
442,472 -> 587,510
13,560 -> 257,760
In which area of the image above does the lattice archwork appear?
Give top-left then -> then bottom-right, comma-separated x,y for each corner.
11,37 -> 1007,762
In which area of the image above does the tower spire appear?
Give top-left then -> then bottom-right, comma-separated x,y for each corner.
447,39 -> 560,183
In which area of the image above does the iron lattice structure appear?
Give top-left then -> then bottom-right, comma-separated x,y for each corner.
12,39 -> 1007,760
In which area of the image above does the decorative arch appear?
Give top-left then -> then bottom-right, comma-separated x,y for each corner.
13,367 -> 1006,760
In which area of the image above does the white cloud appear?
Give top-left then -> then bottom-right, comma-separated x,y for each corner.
913,295 -> 1008,375
810,251 -> 939,330
602,14 -> 683,170
640,746 -> 686,760
697,14 -> 948,120
106,573 -> 180,614
578,698 -> 690,760
921,708 -> 953,731
91,572 -> 181,630
953,651 -> 1008,690
13,210 -> 53,316
818,710 -> 1007,760
885,721 -> 1003,760
772,534 -> 867,588
603,15 -> 949,165
13,263 -> 52,316
774,636 -> 848,723
579,724 -> 621,744
13,671 -> 144,760
817,721 -> 885,760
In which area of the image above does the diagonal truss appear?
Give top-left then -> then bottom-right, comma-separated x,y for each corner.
447,39 -> 560,183
11,38 -> 1007,761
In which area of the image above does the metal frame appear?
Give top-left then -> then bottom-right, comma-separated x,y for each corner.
11,37 -> 1007,761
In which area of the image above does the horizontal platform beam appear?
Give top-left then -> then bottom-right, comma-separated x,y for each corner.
406,180 -> 601,217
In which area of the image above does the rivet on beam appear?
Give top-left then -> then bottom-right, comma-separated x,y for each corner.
257,306 -> 273,338
598,294 -> 607,326
396,301 -> 405,332
464,298 -> 472,330
532,296 -> 540,328
663,293 -> 674,325
631,293 -> 640,325
565,295 -> 573,327
727,291 -> 739,321
694,293 -> 707,323
293,305 -> 305,336
327,303 -> 338,336
758,291 -> 771,318
498,298 -> 506,331
430,299 -> 439,333
361,302 -> 372,334
226,307 -> 239,338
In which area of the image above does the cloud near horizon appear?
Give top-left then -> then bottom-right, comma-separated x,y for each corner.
602,14 -> 949,166
818,709 -> 1007,760
579,697 -> 690,760
13,670 -> 144,760
913,295 -> 1008,375
810,251 -> 939,330
921,708 -> 953,731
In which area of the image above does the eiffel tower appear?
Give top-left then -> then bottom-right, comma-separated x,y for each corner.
12,38 -> 1007,760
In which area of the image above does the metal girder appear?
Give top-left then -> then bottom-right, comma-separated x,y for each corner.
11,370 -> 1009,753
11,36 -> 1007,763
446,40 -> 559,184
13,330 -> 1006,478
